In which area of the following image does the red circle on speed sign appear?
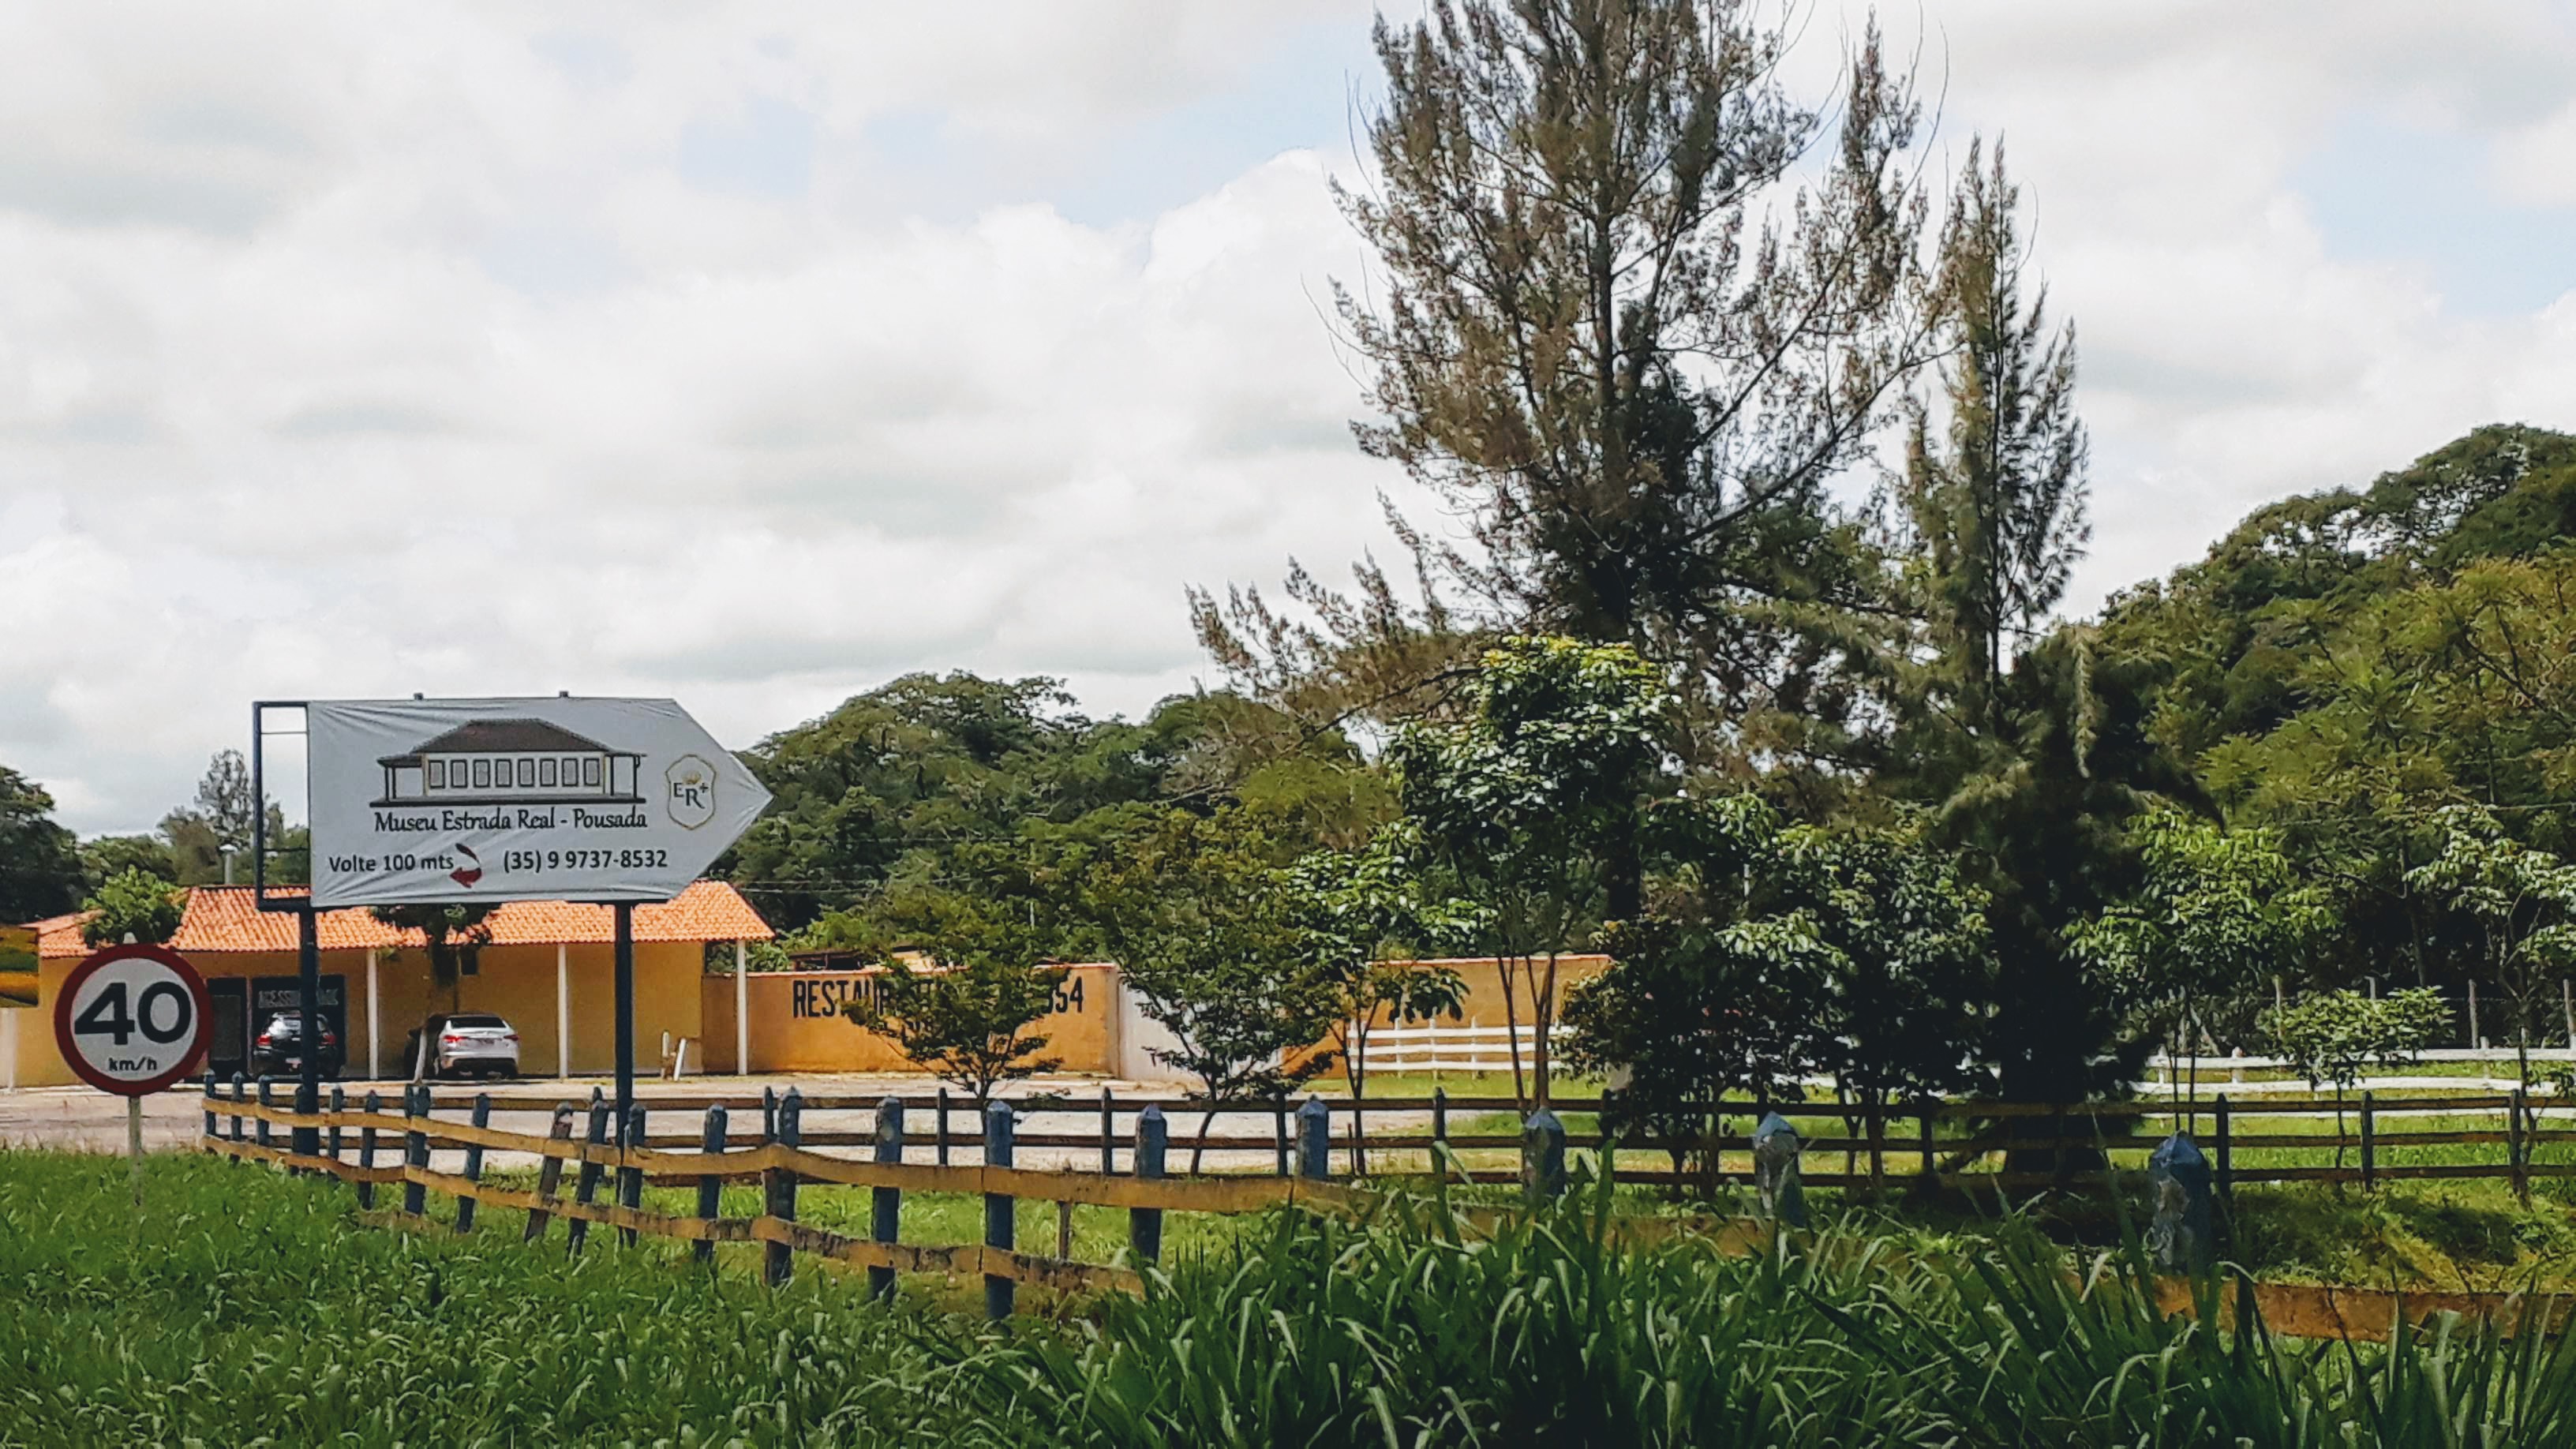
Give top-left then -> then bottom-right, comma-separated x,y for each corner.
52,943 -> 212,1096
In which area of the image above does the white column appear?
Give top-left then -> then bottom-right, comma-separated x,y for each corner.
734,940 -> 750,1076
365,948 -> 381,1080
556,942 -> 571,1078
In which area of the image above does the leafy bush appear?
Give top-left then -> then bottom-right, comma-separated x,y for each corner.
77,867 -> 182,946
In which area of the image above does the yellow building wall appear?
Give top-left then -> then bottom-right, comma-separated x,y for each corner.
702,963 -> 1118,1076
2,942 -> 707,1089
1371,954 -> 1612,1029
1,956 -> 77,1089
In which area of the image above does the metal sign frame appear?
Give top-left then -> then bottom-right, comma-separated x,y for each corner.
251,698 -> 661,1141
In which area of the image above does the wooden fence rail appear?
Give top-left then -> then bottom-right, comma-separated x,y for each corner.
195,1076 -> 2576,1341
200,1079 -> 1368,1316
193,1073 -> 2575,1198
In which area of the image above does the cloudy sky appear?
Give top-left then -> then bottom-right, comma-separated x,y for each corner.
5,1 -> 2573,836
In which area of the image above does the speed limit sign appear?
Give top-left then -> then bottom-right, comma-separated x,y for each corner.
53,943 -> 212,1095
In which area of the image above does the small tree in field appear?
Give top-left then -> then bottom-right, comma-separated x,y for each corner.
2406,807 -> 2576,1099
1289,824 -> 1477,1170
1563,913 -> 1820,1188
2260,988 -> 2447,1163
2069,809 -> 2334,1106
1088,807 -> 1343,1166
1390,636 -> 1672,1110
844,957 -> 1063,1110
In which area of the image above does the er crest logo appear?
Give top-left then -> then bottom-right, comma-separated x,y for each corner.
665,754 -> 717,829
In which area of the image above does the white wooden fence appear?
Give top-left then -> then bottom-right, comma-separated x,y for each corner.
1349,1023 -> 1573,1076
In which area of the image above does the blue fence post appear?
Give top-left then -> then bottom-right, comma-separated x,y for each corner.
694,1105 -> 728,1265
2148,1133 -> 2214,1274
1272,1096 -> 1290,1176
764,1090 -> 804,1287
870,1097 -> 904,1301
937,1088 -> 953,1166
455,1093 -> 492,1232
1130,1106 -> 1166,1266
618,1106 -> 647,1247
356,1090 -> 381,1210
526,1103 -> 576,1243
1099,1086 -> 1115,1175
202,1072 -> 218,1142
567,1097 -> 611,1255
326,1084 -> 346,1166
1296,1097 -> 1333,1181
760,1086 -> 777,1144
401,1083 -> 430,1218
984,1100 -> 1015,1319
256,1076 -> 275,1149
1522,1107 -> 1567,1201
230,1073 -> 247,1143
1752,1113 -> 1807,1228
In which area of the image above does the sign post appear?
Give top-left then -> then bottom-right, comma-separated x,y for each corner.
54,943 -> 213,1211
291,696 -> 769,1144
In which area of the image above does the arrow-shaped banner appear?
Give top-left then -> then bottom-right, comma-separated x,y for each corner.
305,697 -> 771,908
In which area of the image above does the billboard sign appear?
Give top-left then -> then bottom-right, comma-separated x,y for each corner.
306,697 -> 770,908
1,924 -> 36,1008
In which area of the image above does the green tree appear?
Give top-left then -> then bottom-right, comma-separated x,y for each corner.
1781,816 -> 1993,1181
844,957 -> 1065,1110
1388,636 -> 1672,1109
2260,987 -> 2448,1158
2069,810 -> 2335,1103
1286,824 -> 1476,1166
1236,0 -> 1929,794
77,868 -> 184,947
0,766 -> 83,923
159,749 -> 270,886
80,834 -> 176,890
730,673 -> 1375,933
1086,808 -> 1342,1123
2405,807 -> 2576,1098
1895,139 -> 2089,740
1563,912 -> 1819,1188
1566,795 -> 1989,1189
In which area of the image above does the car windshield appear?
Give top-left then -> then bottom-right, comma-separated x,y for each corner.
263,1016 -> 311,1035
447,1015 -> 508,1029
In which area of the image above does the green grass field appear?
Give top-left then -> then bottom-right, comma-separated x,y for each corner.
24,1149 -> 2576,1445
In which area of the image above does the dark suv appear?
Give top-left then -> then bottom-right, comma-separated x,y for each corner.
249,1012 -> 344,1080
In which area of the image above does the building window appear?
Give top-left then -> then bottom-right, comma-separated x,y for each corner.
452,758 -> 468,786
539,758 -> 557,788
428,760 -> 446,788
561,756 -> 578,785
473,758 -> 492,788
583,758 -> 602,788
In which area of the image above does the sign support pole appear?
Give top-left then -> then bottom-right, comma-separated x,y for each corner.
614,902 -> 635,1147
294,905 -> 322,1159
128,1095 -> 144,1211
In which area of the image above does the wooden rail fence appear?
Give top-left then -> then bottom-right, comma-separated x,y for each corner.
199,1076 -> 2576,1198
194,1074 -> 2576,1341
199,1078 -> 1368,1316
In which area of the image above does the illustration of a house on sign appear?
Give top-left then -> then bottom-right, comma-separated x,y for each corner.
372,718 -> 646,807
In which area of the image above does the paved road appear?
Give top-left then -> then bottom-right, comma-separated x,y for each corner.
6,1076 -> 1385,1175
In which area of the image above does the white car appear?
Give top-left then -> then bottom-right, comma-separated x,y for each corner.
400,1013 -> 521,1080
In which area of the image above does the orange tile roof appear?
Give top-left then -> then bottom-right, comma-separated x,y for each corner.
27,912 -> 95,960
43,881 -> 772,957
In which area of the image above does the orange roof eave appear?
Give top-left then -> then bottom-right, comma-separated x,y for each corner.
34,881 -> 773,958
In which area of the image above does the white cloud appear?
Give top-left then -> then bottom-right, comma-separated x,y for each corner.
2,0 -> 2574,836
